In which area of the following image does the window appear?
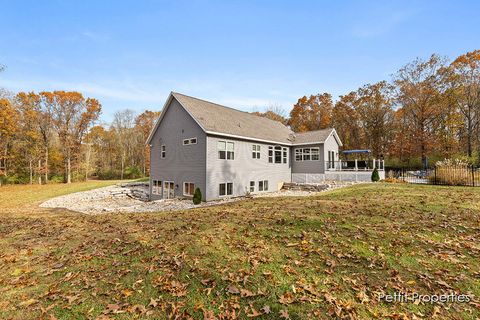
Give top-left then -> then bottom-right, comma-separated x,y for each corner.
183,137 -> 197,145
218,141 -> 234,160
258,180 -> 268,191
269,145 -> 285,164
183,182 -> 195,196
152,180 -> 162,195
252,145 -> 260,159
161,145 -> 166,158
218,141 -> 226,159
303,148 -> 310,161
295,149 -> 302,161
219,182 -> 233,196
249,181 -> 255,192
295,147 -> 320,161
274,146 -> 282,163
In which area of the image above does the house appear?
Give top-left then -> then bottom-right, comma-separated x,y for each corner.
146,92 -> 384,201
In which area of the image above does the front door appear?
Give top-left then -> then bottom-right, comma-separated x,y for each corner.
163,181 -> 175,199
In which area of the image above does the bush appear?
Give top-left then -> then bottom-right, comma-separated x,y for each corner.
430,158 -> 474,186
193,187 -> 202,205
371,168 -> 380,182
125,166 -> 143,179
49,175 -> 65,183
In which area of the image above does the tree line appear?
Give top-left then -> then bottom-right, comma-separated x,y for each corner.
1,49 -> 479,184
256,50 -> 480,167
0,88 -> 159,184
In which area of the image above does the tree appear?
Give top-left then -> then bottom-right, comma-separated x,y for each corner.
0,98 -> 18,183
15,93 -> 43,184
289,93 -> 333,132
48,91 -> 101,183
252,104 -> 288,125
450,50 -> 480,158
355,81 -> 396,157
193,187 -> 202,204
135,110 -> 161,175
394,54 -> 448,167
331,92 -> 363,150
113,109 -> 136,180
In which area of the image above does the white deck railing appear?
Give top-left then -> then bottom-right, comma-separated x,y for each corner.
326,159 -> 385,171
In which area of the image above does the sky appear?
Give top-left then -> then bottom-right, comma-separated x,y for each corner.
0,0 -> 479,123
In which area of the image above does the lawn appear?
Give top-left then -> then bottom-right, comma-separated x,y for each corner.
0,182 -> 479,319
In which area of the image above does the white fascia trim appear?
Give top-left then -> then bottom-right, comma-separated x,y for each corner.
205,131 -> 291,146
292,142 -> 326,146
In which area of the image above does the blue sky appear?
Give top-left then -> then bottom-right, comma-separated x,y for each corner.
0,0 -> 479,122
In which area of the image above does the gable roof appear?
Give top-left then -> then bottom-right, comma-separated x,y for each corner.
293,128 -> 343,146
146,92 -> 342,146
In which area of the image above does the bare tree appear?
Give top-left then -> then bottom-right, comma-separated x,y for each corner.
112,109 -> 136,180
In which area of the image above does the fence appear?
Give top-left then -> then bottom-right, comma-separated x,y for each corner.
386,165 -> 480,187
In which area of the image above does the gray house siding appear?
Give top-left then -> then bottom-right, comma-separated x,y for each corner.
149,98 -> 207,200
205,135 -> 291,201
291,143 -> 325,174
323,133 -> 340,165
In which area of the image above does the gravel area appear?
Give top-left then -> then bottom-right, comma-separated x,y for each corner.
39,181 -> 361,214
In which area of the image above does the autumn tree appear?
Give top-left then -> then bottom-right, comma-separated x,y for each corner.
135,110 -> 160,175
289,93 -> 333,132
354,81 -> 396,156
394,54 -> 448,167
48,91 -> 101,183
0,98 -> 18,183
252,104 -> 288,125
331,92 -> 363,150
450,49 -> 480,158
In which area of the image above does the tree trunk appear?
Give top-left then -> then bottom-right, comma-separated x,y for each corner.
67,157 -> 71,184
121,154 -> 125,180
38,159 -> 42,185
29,160 -> 33,184
45,146 -> 49,183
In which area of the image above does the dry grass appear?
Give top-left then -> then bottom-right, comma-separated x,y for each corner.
0,182 -> 479,319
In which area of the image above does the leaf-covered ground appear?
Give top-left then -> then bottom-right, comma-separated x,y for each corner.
0,182 -> 479,319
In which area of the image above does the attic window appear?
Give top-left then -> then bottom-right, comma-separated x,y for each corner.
183,137 -> 197,145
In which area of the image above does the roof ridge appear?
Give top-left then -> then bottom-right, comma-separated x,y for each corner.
172,91 -> 291,130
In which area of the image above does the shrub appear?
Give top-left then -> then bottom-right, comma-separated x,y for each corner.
125,166 -> 143,179
371,168 -> 380,182
193,187 -> 202,205
430,158 -> 473,186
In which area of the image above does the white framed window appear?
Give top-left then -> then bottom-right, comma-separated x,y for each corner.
295,147 -> 320,161
161,145 -> 166,158
183,182 -> 195,196
269,145 -> 285,164
252,145 -> 260,159
218,141 -> 235,160
295,149 -> 302,161
258,180 -> 268,191
183,137 -> 197,145
249,181 -> 255,192
152,180 -> 162,195
219,182 -> 233,196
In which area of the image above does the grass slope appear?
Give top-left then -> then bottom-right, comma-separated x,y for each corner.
0,182 -> 479,319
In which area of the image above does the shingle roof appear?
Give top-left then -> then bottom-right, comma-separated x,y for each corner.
147,92 -> 342,146
292,129 -> 336,145
172,92 -> 295,144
